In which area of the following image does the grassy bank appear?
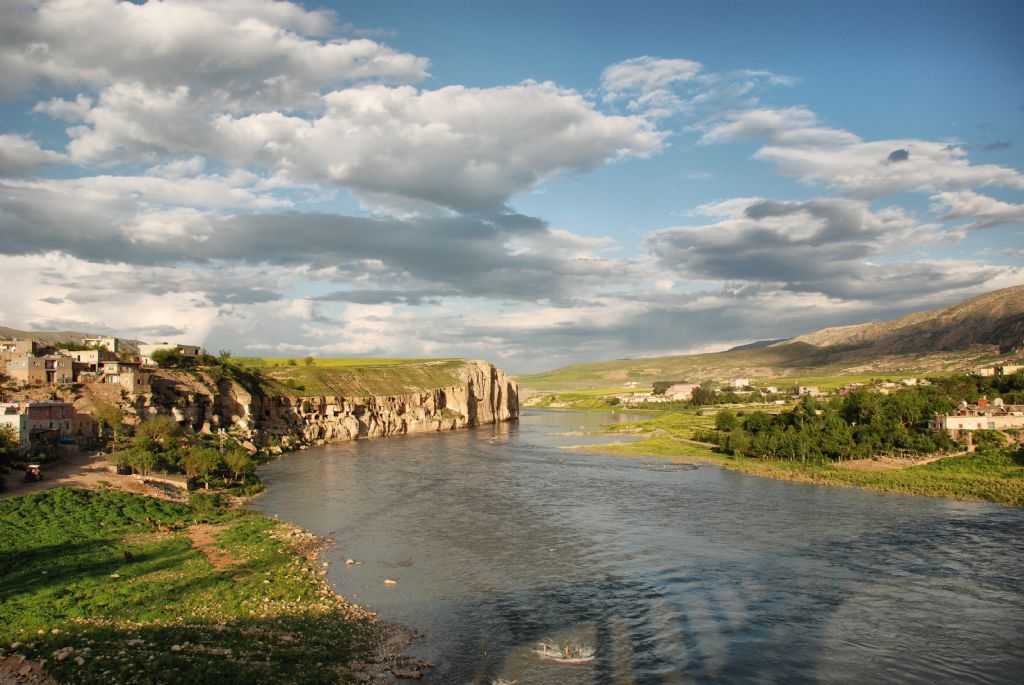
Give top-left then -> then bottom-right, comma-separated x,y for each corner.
0,488 -> 400,684
584,434 -> 1024,506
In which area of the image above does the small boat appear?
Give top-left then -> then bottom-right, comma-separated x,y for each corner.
533,641 -> 596,664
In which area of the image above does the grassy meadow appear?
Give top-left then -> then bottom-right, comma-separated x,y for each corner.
0,488 -> 386,684
231,357 -> 467,397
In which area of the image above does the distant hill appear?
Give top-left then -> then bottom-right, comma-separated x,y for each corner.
521,285 -> 1024,391
727,339 -> 788,352
0,326 -> 142,351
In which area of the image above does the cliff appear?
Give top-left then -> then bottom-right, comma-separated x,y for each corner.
136,359 -> 518,447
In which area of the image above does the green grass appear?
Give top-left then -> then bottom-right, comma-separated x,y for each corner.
230,357 -> 468,397
582,432 -> 1024,506
603,411 -> 716,438
0,488 -> 381,684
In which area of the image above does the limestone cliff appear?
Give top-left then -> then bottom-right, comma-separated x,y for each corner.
135,359 -> 518,447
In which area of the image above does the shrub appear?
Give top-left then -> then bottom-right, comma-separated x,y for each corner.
188,491 -> 223,514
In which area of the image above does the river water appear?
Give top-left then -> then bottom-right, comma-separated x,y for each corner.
253,410 -> 1024,684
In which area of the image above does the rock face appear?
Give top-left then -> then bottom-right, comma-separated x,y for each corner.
139,360 -> 518,446
246,360 -> 518,443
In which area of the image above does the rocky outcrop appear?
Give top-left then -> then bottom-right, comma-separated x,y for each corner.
137,360 -> 518,447
242,360 -> 518,443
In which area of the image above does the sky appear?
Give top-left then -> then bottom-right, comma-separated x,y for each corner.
0,0 -> 1022,373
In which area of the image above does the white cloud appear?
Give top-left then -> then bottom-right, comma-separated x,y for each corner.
4,0 -> 428,104
930,190 -> 1024,230
63,81 -> 664,212
698,107 -> 1024,198
0,134 -> 64,176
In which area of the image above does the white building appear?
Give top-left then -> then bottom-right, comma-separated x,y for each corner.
930,400 -> 1024,435
729,378 -> 750,389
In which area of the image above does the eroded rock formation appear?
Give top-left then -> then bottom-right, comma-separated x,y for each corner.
135,360 -> 518,447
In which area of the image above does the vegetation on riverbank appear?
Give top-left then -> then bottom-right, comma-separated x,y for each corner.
0,488 -> 394,684
583,372 -> 1024,505
587,436 -> 1024,506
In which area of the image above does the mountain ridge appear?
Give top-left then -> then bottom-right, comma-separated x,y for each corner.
521,284 -> 1024,391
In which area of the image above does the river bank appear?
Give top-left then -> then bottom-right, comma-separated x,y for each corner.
571,433 -> 1024,506
0,487 -> 430,684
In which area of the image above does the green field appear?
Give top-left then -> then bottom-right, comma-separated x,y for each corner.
230,357 -> 468,397
0,489 -> 384,684
580,410 -> 1024,506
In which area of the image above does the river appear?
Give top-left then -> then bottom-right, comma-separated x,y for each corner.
253,410 -> 1024,684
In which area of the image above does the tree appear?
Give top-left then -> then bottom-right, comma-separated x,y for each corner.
715,409 -> 739,432
223,448 -> 256,482
183,447 -> 223,487
692,382 -> 717,405
0,425 -> 19,459
151,348 -> 184,368
135,415 -> 183,446
218,349 -> 232,361
93,401 -> 126,443
303,356 -> 314,366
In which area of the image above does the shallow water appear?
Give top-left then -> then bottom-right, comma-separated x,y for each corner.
253,410 -> 1024,684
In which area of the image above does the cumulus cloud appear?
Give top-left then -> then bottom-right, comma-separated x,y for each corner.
0,134 -> 63,176
57,81 -> 663,212
930,190 -> 1024,230
2,0 -> 428,104
646,196 -> 1001,301
699,107 -> 1024,197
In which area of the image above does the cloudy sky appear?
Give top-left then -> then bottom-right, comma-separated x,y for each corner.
1,0 -> 1022,372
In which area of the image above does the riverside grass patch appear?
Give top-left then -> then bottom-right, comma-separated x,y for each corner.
591,434 -> 1024,506
0,488 -> 378,684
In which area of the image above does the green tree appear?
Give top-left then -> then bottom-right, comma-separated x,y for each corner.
134,415 -> 183,446
304,356 -> 314,366
183,447 -> 223,487
715,409 -> 739,432
150,348 -> 184,368
223,448 -> 256,482
0,425 -> 20,459
93,401 -> 126,443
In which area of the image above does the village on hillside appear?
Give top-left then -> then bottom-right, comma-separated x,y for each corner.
0,336 -> 201,465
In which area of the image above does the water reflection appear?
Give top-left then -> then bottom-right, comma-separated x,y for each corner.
254,410 -> 1024,684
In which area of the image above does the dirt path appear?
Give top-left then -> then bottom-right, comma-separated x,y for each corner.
834,451 -> 968,472
188,524 -> 241,571
1,451 -> 186,502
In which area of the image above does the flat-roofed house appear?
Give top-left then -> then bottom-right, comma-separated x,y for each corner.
7,354 -> 74,385
930,400 -> 1024,436
0,339 -> 37,364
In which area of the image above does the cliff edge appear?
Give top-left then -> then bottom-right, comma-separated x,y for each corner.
134,359 -> 518,447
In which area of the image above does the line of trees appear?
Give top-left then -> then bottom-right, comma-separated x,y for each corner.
700,385 -> 963,462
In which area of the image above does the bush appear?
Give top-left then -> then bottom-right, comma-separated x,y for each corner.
188,491 -> 224,514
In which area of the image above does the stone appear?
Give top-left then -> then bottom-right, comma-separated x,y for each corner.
384,579 -> 398,586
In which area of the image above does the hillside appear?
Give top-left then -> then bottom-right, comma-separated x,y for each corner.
0,325 -> 142,351
521,285 -> 1024,391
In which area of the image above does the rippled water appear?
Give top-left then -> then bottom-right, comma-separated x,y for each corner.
253,410 -> 1024,684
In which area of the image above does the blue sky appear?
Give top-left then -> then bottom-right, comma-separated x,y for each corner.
0,0 -> 1021,372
